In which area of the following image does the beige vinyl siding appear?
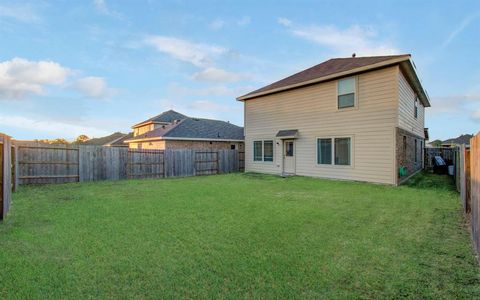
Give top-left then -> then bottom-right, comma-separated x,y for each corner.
398,70 -> 425,137
128,140 -> 166,149
244,66 -> 398,184
134,124 -> 155,137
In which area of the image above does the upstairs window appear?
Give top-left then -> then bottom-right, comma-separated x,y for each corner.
338,77 -> 356,109
414,97 -> 418,119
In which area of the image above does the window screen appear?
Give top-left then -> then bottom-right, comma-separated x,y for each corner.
334,137 -> 351,165
317,138 -> 332,164
338,77 -> 355,109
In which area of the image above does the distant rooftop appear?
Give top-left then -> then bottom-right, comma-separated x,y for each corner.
126,110 -> 244,142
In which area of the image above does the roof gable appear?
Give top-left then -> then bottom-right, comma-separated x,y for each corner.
126,116 -> 244,142
241,55 -> 408,98
132,110 -> 188,128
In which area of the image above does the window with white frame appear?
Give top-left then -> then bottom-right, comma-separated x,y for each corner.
414,97 -> 418,119
317,138 -> 332,164
338,77 -> 356,109
253,141 -> 262,161
253,140 -> 274,162
264,140 -> 274,162
317,137 -> 352,166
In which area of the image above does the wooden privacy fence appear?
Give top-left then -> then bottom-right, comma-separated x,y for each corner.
16,144 -> 244,185
454,133 -> 480,255
0,133 -> 15,220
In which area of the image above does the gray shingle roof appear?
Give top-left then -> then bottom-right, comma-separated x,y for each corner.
442,134 -> 473,145
82,132 -> 127,145
105,132 -> 133,147
239,55 -> 410,99
276,129 -> 298,138
133,110 -> 188,127
126,111 -> 244,142
164,118 -> 244,140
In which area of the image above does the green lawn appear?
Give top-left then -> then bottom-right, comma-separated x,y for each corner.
1,172 -> 479,299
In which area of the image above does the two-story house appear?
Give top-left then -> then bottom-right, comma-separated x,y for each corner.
237,54 -> 430,185
124,110 -> 244,150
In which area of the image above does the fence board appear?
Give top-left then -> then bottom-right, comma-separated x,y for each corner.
1,133 -> 13,220
471,134 -> 480,253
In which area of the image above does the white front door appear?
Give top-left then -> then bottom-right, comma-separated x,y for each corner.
283,140 -> 295,174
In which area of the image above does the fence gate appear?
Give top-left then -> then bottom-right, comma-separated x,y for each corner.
127,149 -> 165,179
424,147 -> 455,171
195,151 -> 219,175
238,151 -> 245,172
17,145 -> 80,184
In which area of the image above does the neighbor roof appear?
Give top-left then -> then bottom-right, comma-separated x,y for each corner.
104,132 -> 133,147
125,114 -> 244,142
442,134 -> 473,146
237,54 -> 430,107
132,110 -> 188,128
82,132 -> 127,145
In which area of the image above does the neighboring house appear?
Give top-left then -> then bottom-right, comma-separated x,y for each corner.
103,133 -> 133,147
124,110 -> 244,150
441,134 -> 473,147
237,54 -> 430,185
81,132 -> 128,146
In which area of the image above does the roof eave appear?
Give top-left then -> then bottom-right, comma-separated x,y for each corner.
237,55 -> 412,101
125,137 -> 244,143
399,59 -> 431,107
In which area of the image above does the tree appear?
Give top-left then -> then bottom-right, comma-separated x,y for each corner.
74,134 -> 90,144
50,138 -> 70,145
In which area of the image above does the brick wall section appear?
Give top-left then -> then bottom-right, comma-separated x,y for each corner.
166,140 -> 244,150
396,127 -> 424,184
129,140 -> 244,151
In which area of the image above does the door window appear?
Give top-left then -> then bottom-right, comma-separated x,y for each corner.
285,141 -> 294,157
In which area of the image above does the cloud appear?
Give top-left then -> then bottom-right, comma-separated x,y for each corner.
427,92 -> 480,124
152,98 -> 242,122
442,13 -> 480,48
0,114 -> 111,139
167,83 -> 254,97
73,76 -> 115,98
192,67 -> 244,82
0,58 -> 70,99
93,0 -> 123,19
0,3 -> 41,23
278,18 -> 399,56
209,18 -> 225,30
190,100 -> 241,113
145,35 -> 227,67
471,109 -> 480,122
237,16 -> 251,26
277,17 -> 292,27
209,16 -> 251,29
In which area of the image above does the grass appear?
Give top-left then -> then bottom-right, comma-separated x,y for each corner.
0,172 -> 479,299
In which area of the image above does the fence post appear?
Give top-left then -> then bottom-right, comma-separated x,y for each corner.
11,145 -> 17,192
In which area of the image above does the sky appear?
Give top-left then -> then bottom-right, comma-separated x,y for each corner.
0,0 -> 479,141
